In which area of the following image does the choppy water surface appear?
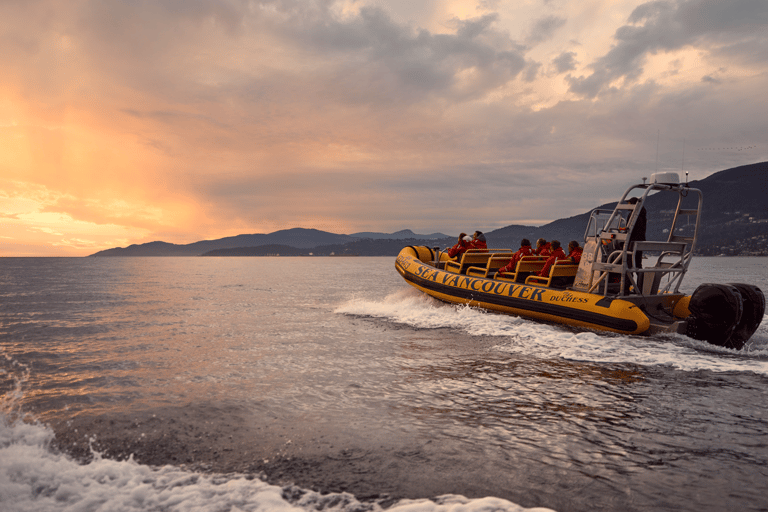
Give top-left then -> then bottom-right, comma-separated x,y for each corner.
2,256 -> 767,512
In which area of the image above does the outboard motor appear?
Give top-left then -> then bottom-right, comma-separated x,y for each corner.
727,283 -> 766,348
686,283 -> 765,350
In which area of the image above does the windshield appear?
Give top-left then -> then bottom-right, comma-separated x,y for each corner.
585,209 -> 626,239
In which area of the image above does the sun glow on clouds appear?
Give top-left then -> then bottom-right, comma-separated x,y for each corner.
0,183 -> 153,256
1,0 -> 767,256
0,92 -> 176,255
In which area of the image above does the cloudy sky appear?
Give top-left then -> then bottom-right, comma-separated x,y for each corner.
2,0 -> 767,256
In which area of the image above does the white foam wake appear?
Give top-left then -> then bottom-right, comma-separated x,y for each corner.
336,287 -> 768,375
336,288 -> 532,333
0,363 -> 554,512
0,417 -> 554,512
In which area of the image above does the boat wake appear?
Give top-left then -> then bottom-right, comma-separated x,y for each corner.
336,288 -> 768,375
337,288 -> 531,333
0,357 -> 553,512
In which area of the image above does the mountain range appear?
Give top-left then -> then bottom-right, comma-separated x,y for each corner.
90,228 -> 451,257
91,162 -> 768,257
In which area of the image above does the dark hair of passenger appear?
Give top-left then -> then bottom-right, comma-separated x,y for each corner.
551,240 -> 561,250
521,238 -> 531,246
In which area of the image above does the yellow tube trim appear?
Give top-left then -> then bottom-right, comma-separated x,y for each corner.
396,247 -> 650,335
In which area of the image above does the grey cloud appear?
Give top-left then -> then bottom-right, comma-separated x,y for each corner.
523,61 -> 542,82
79,0 -> 249,53
526,15 -> 567,46
283,8 -> 528,103
567,70 -> 609,98
552,51 -> 577,73
674,0 -> 768,35
62,0 -> 258,104
569,0 -> 768,98
478,0 -> 502,10
455,13 -> 500,39
71,1 -> 529,108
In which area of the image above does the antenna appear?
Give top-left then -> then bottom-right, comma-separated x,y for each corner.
682,138 -> 688,184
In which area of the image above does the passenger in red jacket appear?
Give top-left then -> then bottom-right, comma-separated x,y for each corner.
497,238 -> 533,277
567,240 -> 583,265
470,231 -> 487,250
535,238 -> 552,257
537,240 -> 567,277
447,233 -> 471,258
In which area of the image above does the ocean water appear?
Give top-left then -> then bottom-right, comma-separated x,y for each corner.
1,256 -> 767,512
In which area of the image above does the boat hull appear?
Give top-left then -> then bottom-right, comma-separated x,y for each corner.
396,246 -> 651,335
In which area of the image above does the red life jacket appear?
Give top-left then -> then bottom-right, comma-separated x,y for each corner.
568,247 -> 583,265
447,239 -> 471,258
536,243 -> 552,257
497,245 -> 533,275
538,247 -> 567,277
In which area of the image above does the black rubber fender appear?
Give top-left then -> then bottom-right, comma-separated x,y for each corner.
726,283 -> 766,349
686,283 -> 743,349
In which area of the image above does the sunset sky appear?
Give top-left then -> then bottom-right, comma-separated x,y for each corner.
2,0 -> 767,256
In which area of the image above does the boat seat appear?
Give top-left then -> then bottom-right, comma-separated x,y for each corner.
465,253 -> 514,277
444,250 -> 493,274
494,256 -> 547,282
524,260 -> 579,288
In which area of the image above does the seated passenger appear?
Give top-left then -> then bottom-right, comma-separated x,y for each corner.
470,231 -> 488,251
496,238 -> 533,277
447,233 -> 472,258
537,240 -> 566,277
535,238 -> 552,256
567,240 -> 583,265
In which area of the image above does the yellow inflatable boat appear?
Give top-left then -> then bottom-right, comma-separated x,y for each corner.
396,172 -> 765,350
